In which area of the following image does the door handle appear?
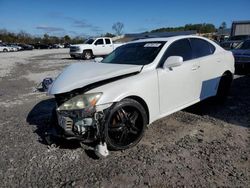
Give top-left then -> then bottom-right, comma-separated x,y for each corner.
191,65 -> 200,70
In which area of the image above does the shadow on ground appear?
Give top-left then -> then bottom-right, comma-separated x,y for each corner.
26,98 -> 81,149
184,75 -> 250,128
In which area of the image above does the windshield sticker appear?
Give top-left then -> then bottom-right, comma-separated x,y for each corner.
144,43 -> 162,47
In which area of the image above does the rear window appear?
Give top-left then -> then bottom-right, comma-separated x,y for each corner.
209,43 -> 216,53
190,38 -> 215,58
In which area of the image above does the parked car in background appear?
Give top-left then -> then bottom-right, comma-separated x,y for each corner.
33,43 -> 52,49
232,39 -> 250,74
64,43 -> 71,48
52,44 -> 64,49
69,37 -> 124,59
8,44 -> 22,51
48,36 -> 234,156
0,44 -> 17,52
220,35 -> 250,50
0,44 -> 12,52
18,44 -> 34,50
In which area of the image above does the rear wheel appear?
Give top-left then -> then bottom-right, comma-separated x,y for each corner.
3,48 -> 8,52
215,73 -> 233,102
104,99 -> 147,150
82,50 -> 93,60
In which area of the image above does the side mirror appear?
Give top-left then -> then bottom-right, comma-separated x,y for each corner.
163,56 -> 183,69
94,57 -> 103,62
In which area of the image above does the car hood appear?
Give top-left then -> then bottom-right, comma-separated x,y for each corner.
232,49 -> 250,56
49,62 -> 143,94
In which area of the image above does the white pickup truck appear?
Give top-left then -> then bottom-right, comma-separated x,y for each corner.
69,37 -> 123,60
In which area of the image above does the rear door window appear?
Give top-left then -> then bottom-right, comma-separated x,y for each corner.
190,38 -> 215,58
105,39 -> 111,44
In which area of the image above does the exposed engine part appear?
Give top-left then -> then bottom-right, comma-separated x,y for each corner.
95,142 -> 109,157
73,118 -> 94,135
57,115 -> 73,132
92,109 -> 112,157
52,93 -> 114,156
94,111 -> 105,142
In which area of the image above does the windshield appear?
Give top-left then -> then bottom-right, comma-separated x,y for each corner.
84,39 -> 94,44
102,41 -> 166,65
237,40 -> 250,49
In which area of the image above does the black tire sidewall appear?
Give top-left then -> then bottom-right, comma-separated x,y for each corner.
104,98 -> 148,151
216,74 -> 232,102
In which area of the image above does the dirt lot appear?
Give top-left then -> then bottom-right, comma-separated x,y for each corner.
0,49 -> 249,187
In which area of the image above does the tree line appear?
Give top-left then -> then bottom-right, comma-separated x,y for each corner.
0,22 -> 227,44
149,23 -> 218,34
0,29 -> 86,44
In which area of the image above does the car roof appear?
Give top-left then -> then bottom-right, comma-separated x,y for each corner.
129,35 -> 209,43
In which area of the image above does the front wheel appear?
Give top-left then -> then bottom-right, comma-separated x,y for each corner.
104,99 -> 148,150
70,54 -> 76,58
82,50 -> 93,60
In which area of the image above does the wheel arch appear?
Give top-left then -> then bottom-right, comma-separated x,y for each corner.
124,95 -> 150,124
215,70 -> 234,101
222,70 -> 233,82
83,49 -> 93,54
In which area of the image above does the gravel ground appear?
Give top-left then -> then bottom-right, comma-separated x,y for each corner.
0,49 -> 249,187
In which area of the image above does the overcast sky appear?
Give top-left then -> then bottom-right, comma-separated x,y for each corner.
0,0 -> 249,37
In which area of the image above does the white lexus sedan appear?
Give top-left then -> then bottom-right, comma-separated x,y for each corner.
47,35 -> 234,155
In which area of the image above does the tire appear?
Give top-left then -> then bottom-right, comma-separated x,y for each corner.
70,54 -> 76,58
3,49 -> 8,52
82,50 -> 93,60
215,73 -> 233,103
104,98 -> 148,150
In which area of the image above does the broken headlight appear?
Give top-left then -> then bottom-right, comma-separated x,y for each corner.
57,93 -> 102,111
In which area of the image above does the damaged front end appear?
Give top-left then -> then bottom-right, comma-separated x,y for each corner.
46,91 -> 113,157
44,62 -> 144,157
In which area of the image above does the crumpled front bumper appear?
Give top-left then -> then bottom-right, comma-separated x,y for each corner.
46,103 -> 113,143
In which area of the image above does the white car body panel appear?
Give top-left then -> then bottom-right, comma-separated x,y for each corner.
157,58 -> 200,114
50,35 -> 234,124
87,68 -> 160,123
49,62 -> 142,94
